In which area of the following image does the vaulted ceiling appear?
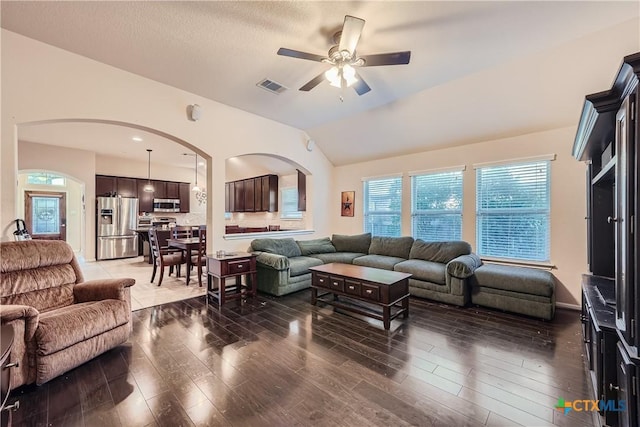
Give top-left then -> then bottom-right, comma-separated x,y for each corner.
2,1 -> 639,166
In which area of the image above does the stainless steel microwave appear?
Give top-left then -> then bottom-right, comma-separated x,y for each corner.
153,198 -> 180,212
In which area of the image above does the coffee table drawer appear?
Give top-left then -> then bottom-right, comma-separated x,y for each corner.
345,279 -> 361,296
329,276 -> 345,292
314,273 -> 330,289
361,283 -> 380,302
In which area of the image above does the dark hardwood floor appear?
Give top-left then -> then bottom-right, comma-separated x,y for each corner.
7,291 -> 593,426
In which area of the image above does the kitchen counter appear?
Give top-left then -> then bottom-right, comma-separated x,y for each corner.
223,229 -> 314,240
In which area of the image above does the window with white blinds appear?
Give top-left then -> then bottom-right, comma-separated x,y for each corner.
280,187 -> 302,219
363,176 -> 402,237
411,171 -> 462,241
476,160 -> 550,261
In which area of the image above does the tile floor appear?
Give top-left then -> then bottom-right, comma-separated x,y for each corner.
80,256 -> 206,311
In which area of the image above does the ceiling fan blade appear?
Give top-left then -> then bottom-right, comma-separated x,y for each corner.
338,15 -> 365,56
360,51 -> 411,66
299,72 -> 326,92
277,48 -> 326,62
352,73 -> 371,96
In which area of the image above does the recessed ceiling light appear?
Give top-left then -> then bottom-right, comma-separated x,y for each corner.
132,136 -> 143,142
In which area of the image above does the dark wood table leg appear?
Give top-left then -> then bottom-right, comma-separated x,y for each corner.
249,272 -> 257,298
311,287 -> 317,305
403,296 -> 409,318
383,305 -> 391,330
185,253 -> 192,285
219,277 -> 225,307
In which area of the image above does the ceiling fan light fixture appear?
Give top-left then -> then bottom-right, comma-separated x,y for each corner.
325,64 -> 358,88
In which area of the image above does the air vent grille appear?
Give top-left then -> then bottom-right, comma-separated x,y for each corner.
257,78 -> 287,94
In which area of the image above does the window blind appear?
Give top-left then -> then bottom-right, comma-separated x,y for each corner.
476,160 -> 550,261
411,171 -> 462,241
363,176 -> 402,237
281,187 -> 302,219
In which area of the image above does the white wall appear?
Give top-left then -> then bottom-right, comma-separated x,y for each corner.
332,126 -> 587,305
1,30 -> 334,254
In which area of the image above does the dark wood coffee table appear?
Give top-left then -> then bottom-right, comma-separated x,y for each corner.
309,263 -> 411,330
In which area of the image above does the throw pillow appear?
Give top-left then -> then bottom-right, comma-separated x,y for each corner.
296,238 -> 336,256
331,233 -> 372,254
368,236 -> 414,258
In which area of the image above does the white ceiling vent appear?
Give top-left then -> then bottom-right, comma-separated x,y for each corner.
257,78 -> 287,94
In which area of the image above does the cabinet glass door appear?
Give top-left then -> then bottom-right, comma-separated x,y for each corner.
615,97 -> 635,345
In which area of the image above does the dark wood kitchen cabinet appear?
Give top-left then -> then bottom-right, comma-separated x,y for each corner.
244,179 -> 255,212
116,177 -> 137,197
166,182 -> 180,199
95,175 -> 117,196
226,174 -> 278,213
179,183 -> 190,213
151,180 -> 167,199
297,169 -> 306,212
573,51 -> 640,427
261,174 -> 278,212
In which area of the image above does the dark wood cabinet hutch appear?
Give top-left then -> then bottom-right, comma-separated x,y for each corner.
573,52 -> 640,427
225,174 -> 278,213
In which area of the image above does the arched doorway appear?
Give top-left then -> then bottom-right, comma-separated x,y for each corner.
17,170 -> 85,251
17,119 -> 211,260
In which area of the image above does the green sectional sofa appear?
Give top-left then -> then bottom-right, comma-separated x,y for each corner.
249,233 -> 557,320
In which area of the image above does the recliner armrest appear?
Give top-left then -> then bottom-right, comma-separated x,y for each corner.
0,304 -> 40,339
447,253 -> 482,279
254,252 -> 289,271
74,278 -> 135,303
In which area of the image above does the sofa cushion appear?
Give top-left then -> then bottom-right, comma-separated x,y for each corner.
36,300 -> 129,356
409,240 -> 471,263
296,238 -> 336,256
288,256 -> 324,277
251,238 -> 302,258
394,259 -> 446,284
331,233 -> 371,254
473,264 -> 555,297
353,255 -> 405,271
308,252 -> 365,264
369,236 -> 414,259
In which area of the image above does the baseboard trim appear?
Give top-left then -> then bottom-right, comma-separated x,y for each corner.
556,302 -> 580,311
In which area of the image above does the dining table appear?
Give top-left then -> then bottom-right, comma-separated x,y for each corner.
167,237 -> 201,285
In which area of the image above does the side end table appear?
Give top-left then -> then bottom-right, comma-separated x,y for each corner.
206,252 -> 257,307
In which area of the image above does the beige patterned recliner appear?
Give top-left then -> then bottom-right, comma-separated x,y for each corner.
0,240 -> 134,387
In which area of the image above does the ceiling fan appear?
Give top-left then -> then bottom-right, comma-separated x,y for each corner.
277,15 -> 411,96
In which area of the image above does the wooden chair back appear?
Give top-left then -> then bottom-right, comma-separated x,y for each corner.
171,226 -> 193,239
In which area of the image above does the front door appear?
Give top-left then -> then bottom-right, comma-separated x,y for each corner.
25,191 -> 66,240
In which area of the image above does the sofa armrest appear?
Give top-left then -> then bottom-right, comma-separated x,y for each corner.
73,278 -> 135,303
254,252 -> 289,271
0,304 -> 40,339
447,253 -> 482,279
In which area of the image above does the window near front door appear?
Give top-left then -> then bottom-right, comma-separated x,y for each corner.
24,191 -> 67,240
363,176 -> 402,237
476,160 -> 550,262
411,170 -> 463,241
26,172 -> 66,186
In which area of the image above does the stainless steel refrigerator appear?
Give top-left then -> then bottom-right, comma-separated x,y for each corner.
96,197 -> 139,260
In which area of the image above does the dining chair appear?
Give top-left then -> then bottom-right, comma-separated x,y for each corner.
149,228 -> 185,286
190,227 -> 207,287
171,226 -> 193,239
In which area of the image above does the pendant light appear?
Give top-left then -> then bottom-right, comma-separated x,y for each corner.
143,149 -> 154,192
192,153 -> 201,192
